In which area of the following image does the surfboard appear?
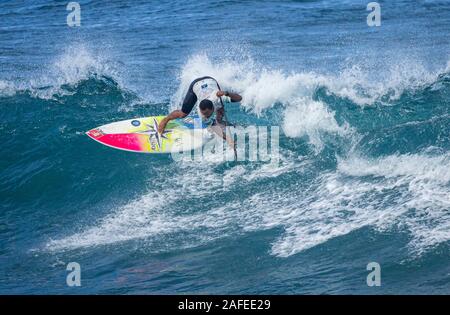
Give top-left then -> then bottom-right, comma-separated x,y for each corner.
86,116 -> 210,153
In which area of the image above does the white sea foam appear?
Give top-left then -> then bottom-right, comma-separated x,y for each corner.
323,59 -> 440,106
46,151 -> 450,258
269,152 -> 450,257
44,148 -> 297,252
0,80 -> 16,97
338,153 -> 450,255
0,44 -> 125,100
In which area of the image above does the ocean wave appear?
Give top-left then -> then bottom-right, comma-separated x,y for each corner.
44,147 -> 450,259
178,53 -> 450,106
172,54 -> 450,153
12,51 -> 450,259
270,151 -> 450,257
0,44 -> 126,100
172,54 -> 351,152
43,149 -> 298,252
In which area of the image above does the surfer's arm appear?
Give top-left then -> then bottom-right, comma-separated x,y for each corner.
217,90 -> 242,102
215,90 -> 241,124
158,110 -> 186,134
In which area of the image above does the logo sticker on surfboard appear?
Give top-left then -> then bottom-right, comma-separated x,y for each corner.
137,118 -> 173,150
87,128 -> 104,139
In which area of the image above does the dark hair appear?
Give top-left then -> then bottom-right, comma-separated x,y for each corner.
199,99 -> 214,111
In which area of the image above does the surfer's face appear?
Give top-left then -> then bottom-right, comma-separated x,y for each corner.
200,107 -> 213,118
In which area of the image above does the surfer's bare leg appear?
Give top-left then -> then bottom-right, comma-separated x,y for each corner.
208,123 -> 237,160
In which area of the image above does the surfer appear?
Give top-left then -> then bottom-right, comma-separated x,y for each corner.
158,76 -> 242,152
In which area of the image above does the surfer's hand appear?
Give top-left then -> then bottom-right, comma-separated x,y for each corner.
158,119 -> 167,134
216,90 -> 226,97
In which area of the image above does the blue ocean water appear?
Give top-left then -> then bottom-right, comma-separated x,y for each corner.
0,0 -> 449,294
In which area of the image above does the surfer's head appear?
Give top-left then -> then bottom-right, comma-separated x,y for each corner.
199,99 -> 214,118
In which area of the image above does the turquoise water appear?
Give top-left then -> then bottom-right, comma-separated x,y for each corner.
0,0 -> 449,294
